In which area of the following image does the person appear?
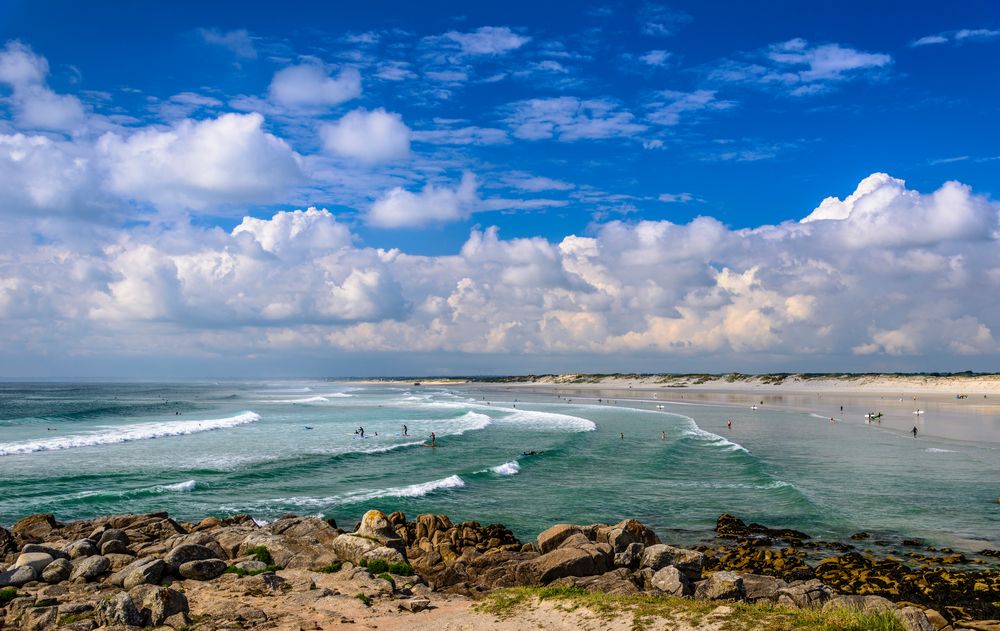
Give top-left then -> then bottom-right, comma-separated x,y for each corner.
403,424 -> 408,436
660,431 -> 665,441
430,431 -> 436,447
840,405 -> 843,412
620,432 -> 624,440
911,426 -> 918,438
358,427 -> 365,438
727,419 -> 732,430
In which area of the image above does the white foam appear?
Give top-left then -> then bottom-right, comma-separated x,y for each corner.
672,413 -> 750,454
480,407 -> 596,432
265,474 -> 466,508
159,479 -> 197,492
0,411 -> 261,456
327,392 -> 354,398
260,396 -> 330,404
925,448 -> 956,453
490,460 -> 521,476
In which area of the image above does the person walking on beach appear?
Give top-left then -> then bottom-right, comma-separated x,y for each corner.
911,426 -> 918,438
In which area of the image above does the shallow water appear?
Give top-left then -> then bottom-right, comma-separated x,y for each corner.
1,381 -> 997,552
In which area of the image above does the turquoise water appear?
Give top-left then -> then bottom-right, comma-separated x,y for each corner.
1,382 -> 997,552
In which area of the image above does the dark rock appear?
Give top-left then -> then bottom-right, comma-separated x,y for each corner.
21,605 -> 58,631
21,544 -> 69,560
740,573 -> 788,602
129,584 -> 189,626
640,544 -> 705,580
716,514 -> 810,542
694,571 -> 745,600
70,555 -> 110,581
97,528 -> 130,549
519,547 -> 596,585
537,524 -> 584,554
99,539 -> 130,555
597,519 -> 660,553
0,526 -> 16,555
776,579 -> 833,609
613,542 -> 644,570
551,568 -> 643,595
850,532 -> 870,540
97,592 -> 145,627
63,540 -> 98,560
110,557 -> 166,589
178,558 -> 228,580
163,543 -> 217,572
11,514 -> 61,545
651,565 -> 692,596
41,557 -> 72,583
0,564 -> 37,587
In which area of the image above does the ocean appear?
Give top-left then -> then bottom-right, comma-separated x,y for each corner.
1,381 -> 997,552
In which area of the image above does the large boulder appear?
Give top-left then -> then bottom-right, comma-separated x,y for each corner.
894,606 -> 935,631
355,510 -> 397,542
178,558 -> 228,580
518,547 -> 596,585
63,539 -> 98,560
551,568 -> 642,595
0,526 -> 16,556
639,544 -> 705,580
164,543 -> 217,572
651,565 -> 692,596
41,557 -> 72,583
97,591 -> 146,627
694,571 -> 745,601
70,555 -> 110,581
97,528 -> 130,548
14,552 -> 54,575
20,605 -> 58,631
822,594 -> 894,613
129,584 -> 189,627
331,534 -> 379,564
21,544 -> 68,560
0,564 -> 36,587
11,514 -> 60,545
361,546 -> 406,565
740,573 -> 788,602
596,519 -> 660,553
775,579 -> 833,609
536,524 -> 583,554
110,557 -> 166,589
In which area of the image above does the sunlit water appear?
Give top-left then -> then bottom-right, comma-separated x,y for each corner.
1,382 -> 997,552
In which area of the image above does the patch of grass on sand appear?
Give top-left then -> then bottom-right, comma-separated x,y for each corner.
0,587 -> 17,606
475,588 -> 905,631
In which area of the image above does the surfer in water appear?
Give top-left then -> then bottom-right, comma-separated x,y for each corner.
620,432 -> 624,440
727,419 -> 732,430
912,426 -> 918,438
430,431 -> 436,447
403,424 -> 408,436
660,431 -> 665,441
358,427 -> 365,438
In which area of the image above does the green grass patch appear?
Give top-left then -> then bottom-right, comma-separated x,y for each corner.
475,587 -> 906,631
364,559 -> 389,574
224,563 -> 280,577
0,587 -> 17,606
31,598 -> 57,608
317,562 -> 343,573
388,561 -> 414,576
376,572 -> 396,589
356,593 -> 372,607
59,611 -> 95,625
244,545 -> 273,565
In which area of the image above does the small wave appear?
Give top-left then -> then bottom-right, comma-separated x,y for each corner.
327,392 -> 354,398
261,474 -> 466,508
486,407 -> 596,432
159,479 -> 197,492
681,425 -> 749,453
482,460 -> 521,476
0,411 -> 261,456
260,396 -> 330,404
925,448 -> 956,453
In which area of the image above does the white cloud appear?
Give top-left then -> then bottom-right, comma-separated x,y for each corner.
638,3 -> 692,37
367,172 -> 479,228
411,125 -> 509,145
268,63 -> 362,108
506,97 -> 647,141
443,26 -> 530,56
198,28 -> 257,58
911,35 -> 949,47
320,108 -> 411,164
0,40 -> 85,131
646,89 -> 734,125
640,50 -> 671,66
658,192 -> 695,203
98,112 -> 302,210
504,173 -> 574,192
912,28 -> 1000,47
232,208 -> 352,256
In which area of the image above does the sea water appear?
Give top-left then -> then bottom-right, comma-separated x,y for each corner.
1,382 -> 997,552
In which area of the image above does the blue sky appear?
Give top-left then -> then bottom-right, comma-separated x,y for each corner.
0,1 -> 998,377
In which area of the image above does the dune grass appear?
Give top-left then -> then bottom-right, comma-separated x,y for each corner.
475,587 -> 905,631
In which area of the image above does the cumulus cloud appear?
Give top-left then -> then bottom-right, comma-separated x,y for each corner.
268,63 -> 362,108
98,112 -> 302,210
442,26 -> 530,56
320,108 -> 411,164
506,97 -> 647,141
0,40 -> 86,131
367,172 -> 479,228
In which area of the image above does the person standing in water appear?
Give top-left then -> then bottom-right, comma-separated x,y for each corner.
402,424 -> 408,436
660,431 -> 666,441
727,419 -> 732,430
358,427 -> 365,438
430,431 -> 436,447
911,426 -> 918,438
620,432 -> 624,440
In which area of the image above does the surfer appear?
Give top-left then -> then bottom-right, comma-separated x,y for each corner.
912,426 -> 918,438
430,432 -> 436,447
619,432 -> 624,440
727,419 -> 732,430
661,431 -> 665,441
358,427 -> 365,438
403,424 -> 408,436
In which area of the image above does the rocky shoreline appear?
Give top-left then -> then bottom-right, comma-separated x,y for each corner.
1,510 -> 997,630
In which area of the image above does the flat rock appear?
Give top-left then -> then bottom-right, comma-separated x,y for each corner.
63,539 -> 98,559
22,543 -> 69,560
21,605 -> 58,631
100,539 -> 130,555
398,598 -> 431,612
164,543 -> 217,572
331,534 -> 379,564
178,558 -> 228,580
551,568 -> 643,595
110,557 -> 166,589
70,555 -> 110,581
520,546 -> 596,585
537,524 -> 583,554
741,573 -> 788,602
15,551 -> 54,574
0,564 -> 37,587
11,514 -> 60,545
822,594 -> 894,613
640,544 -> 705,579
97,528 -> 129,548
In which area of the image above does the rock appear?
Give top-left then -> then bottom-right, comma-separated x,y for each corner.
694,571 -> 745,601
14,551 -> 54,574
922,609 -> 950,630
355,509 -> 397,542
551,568 -> 643,595
613,542 -> 644,570
97,528 -> 130,548
651,565 -> 692,596
0,564 -> 37,587
537,524 -> 583,554
63,539 -> 98,559
362,545 -> 406,565
100,539 -> 130,555
640,544 -> 705,580
823,594 -> 894,613
110,557 -> 166,589
70,555 -> 110,581
331,534 -> 379,564
178,558 -> 228,580
597,519 -> 660,553
11,514 -> 60,545
716,514 -> 810,542
895,606 -> 936,631
21,605 -> 58,631
41,557 -> 72,583
129,584 -> 189,626
520,547 -> 596,585
0,526 -> 16,555
21,543 -> 69,560
235,559 -> 268,572
164,543 -> 217,572
97,591 -> 146,627
398,598 -> 431,612
775,579 -> 833,609
740,573 -> 788,602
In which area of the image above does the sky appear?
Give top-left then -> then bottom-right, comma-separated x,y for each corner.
0,0 -> 998,378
